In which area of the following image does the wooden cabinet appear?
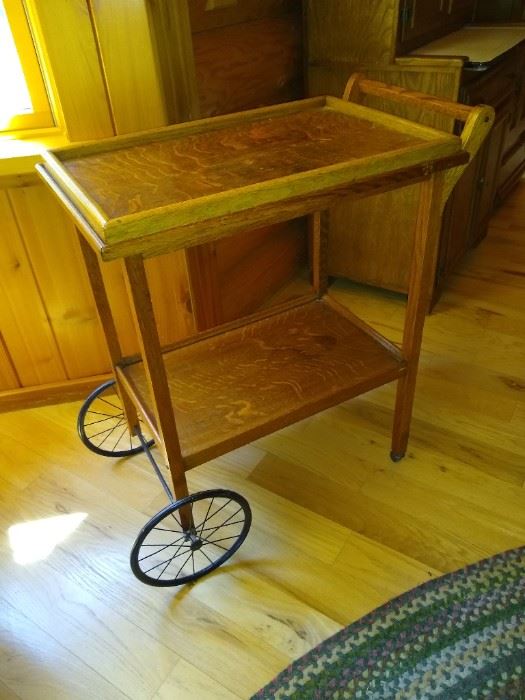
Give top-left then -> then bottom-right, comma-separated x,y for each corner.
398,1 -> 445,50
433,39 -> 525,298
397,0 -> 475,53
306,1 -> 525,305
475,0 -> 525,21
495,45 -> 525,200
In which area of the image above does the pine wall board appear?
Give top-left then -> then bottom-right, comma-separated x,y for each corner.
0,190 -> 66,387
7,185 -> 110,379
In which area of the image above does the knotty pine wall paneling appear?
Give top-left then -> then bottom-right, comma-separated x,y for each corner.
88,0 -> 167,134
0,0 -> 194,404
0,190 -> 67,387
25,0 -> 114,141
0,338 -> 19,390
7,185 -> 110,379
88,0 -> 195,348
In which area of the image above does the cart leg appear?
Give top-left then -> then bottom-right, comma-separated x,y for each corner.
123,256 -> 192,526
391,173 -> 444,461
78,233 -> 139,433
309,211 -> 329,297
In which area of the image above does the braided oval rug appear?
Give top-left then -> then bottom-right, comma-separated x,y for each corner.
252,547 -> 524,700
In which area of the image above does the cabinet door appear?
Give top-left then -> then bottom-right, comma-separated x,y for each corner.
473,116 -> 507,244
446,0 -> 476,24
439,154 -> 480,279
399,0 -> 444,47
500,47 -> 525,154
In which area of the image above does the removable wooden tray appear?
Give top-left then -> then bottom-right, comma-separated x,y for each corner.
37,96 -> 465,260
117,297 -> 406,469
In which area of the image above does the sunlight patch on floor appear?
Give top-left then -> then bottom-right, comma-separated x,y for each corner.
8,512 -> 87,565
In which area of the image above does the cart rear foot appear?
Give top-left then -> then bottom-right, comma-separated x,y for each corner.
130,489 -> 252,586
78,379 -> 154,457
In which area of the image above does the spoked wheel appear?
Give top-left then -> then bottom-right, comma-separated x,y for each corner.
78,379 -> 154,457
130,489 -> 252,586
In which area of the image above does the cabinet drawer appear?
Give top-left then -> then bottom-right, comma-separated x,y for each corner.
461,65 -> 516,112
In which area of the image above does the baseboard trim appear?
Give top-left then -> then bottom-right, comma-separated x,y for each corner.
0,374 -> 112,413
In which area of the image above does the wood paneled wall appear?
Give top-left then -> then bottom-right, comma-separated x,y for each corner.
190,0 -> 303,117
188,0 -> 307,325
0,0 -> 307,404
0,0 -> 194,402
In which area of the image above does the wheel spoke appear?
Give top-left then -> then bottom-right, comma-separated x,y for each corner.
97,396 -> 122,411
114,424 -> 130,450
156,551 -> 180,580
86,419 -> 125,442
199,508 -> 243,537
200,536 -> 229,552
199,548 -> 215,565
203,535 -> 241,545
142,541 -> 189,575
198,497 -> 215,537
199,518 -> 245,535
170,511 -> 182,529
141,539 -> 187,547
172,551 -> 194,581
194,498 -> 232,531
138,536 -> 189,563
97,419 -> 125,448
84,413 -> 124,426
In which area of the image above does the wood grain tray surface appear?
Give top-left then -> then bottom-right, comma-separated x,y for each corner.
121,297 -> 406,469
37,96 -> 464,259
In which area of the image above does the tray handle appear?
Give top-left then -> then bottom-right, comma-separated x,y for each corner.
343,73 -> 495,205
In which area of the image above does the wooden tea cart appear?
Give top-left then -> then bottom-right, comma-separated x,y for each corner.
37,76 -> 492,587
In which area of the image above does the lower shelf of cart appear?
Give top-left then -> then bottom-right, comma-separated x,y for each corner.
119,296 -> 406,469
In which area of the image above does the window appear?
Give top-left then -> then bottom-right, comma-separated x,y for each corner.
0,0 -> 53,132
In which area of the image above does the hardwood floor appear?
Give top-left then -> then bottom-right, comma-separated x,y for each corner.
1,183 -> 524,699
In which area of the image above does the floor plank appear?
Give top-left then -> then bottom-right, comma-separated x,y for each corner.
0,600 -> 128,700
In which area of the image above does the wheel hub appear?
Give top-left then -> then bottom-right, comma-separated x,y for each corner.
185,529 -> 203,551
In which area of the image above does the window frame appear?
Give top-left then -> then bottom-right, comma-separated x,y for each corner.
1,0 -> 54,133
